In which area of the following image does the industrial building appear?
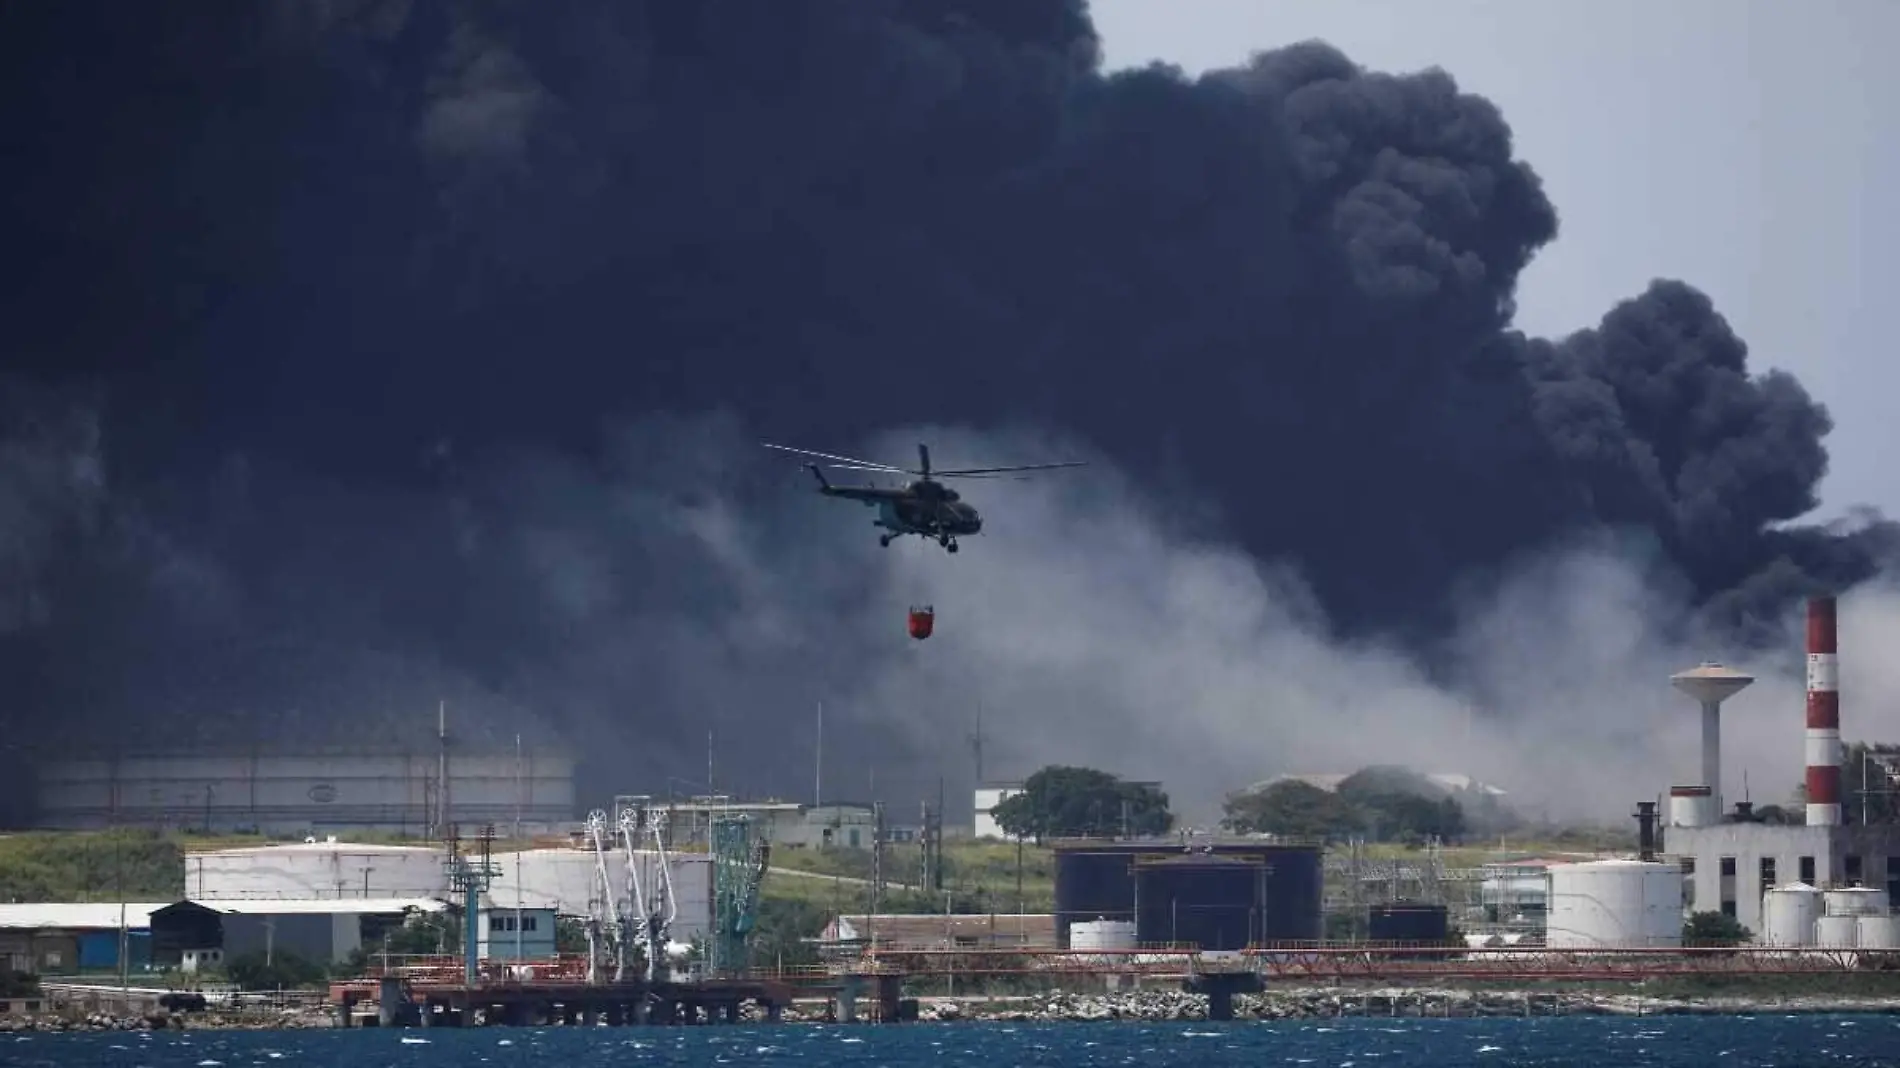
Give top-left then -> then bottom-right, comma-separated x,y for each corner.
1049,837 -> 1324,950
1659,596 -> 1900,944
1528,595 -> 1900,951
972,782 -> 1023,840
149,897 -> 448,966
0,902 -> 169,974
476,904 -> 559,962
33,744 -> 576,835
639,796 -> 878,850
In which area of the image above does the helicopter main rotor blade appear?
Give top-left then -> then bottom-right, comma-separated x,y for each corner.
932,461 -> 1089,477
761,442 -> 907,473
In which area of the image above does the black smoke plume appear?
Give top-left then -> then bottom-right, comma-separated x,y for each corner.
1,1 -> 1894,820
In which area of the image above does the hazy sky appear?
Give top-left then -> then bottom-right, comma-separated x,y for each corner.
1091,0 -> 1900,521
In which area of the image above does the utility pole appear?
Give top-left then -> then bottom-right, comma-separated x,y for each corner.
116,831 -> 128,993
968,706 -> 983,786
814,702 -> 823,808
437,701 -> 451,842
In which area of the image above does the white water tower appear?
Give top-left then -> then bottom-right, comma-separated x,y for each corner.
1670,662 -> 1754,822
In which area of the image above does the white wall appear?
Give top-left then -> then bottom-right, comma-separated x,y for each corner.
478,908 -> 558,961
973,787 -> 1021,840
35,752 -> 576,834
487,848 -> 713,946
186,843 -> 453,900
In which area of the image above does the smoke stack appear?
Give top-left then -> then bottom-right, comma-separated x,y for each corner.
1806,595 -> 1843,826
1671,662 -> 1755,819
1633,800 -> 1658,861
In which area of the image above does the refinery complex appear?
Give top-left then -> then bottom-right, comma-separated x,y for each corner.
3,595 -> 1898,1025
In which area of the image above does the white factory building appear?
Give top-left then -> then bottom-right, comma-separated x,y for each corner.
34,746 -> 576,835
1543,596 -> 1900,952
180,839 -> 714,947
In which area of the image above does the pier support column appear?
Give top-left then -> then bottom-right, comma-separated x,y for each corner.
837,978 -> 862,1024
1184,972 -> 1263,1022
337,994 -> 356,1028
378,977 -> 403,1028
876,975 -> 903,1024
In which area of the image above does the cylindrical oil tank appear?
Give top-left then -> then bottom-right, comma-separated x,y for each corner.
1053,849 -> 1137,948
1368,903 -> 1450,943
186,841 -> 451,900
1546,859 -> 1683,949
1134,856 -> 1265,951
1761,883 -> 1824,947
1823,886 -> 1891,917
1053,841 -> 1324,947
1856,915 -> 1900,949
1815,913 -> 1860,947
1069,919 -> 1137,952
1259,846 -> 1324,943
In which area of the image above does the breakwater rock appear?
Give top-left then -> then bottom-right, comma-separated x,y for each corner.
915,988 -> 1900,1023
0,1008 -> 337,1032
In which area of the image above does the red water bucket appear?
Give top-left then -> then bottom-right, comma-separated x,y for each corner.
907,605 -> 935,640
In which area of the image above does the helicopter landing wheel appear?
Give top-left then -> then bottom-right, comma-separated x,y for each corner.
879,535 -> 892,547
946,540 -> 959,554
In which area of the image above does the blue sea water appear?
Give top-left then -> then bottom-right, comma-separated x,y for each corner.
5,1016 -> 1899,1068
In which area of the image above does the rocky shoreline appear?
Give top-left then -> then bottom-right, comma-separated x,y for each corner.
9,987 -> 1900,1031
895,988 -> 1900,1023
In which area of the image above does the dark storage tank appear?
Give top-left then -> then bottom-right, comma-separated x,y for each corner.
1258,846 -> 1324,943
1134,855 -> 1264,950
1052,848 -> 1137,948
1368,902 -> 1450,943
1052,839 -> 1325,948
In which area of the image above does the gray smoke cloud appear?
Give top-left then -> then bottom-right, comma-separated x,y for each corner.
400,414 -> 1900,826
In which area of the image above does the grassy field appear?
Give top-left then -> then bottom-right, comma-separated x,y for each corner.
1,825 -> 1627,917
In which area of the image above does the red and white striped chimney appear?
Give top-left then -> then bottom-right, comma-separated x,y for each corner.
1805,595 -> 1842,826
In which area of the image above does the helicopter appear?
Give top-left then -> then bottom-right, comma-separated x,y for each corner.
762,441 -> 1086,552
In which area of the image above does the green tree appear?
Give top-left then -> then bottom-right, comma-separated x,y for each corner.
226,949 -> 326,990
749,896 -> 828,969
990,766 -> 1172,842
555,916 -> 589,954
1221,780 -> 1355,839
1683,910 -> 1751,947
1336,766 -> 1467,843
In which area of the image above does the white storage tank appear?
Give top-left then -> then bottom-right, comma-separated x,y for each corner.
1546,859 -> 1684,949
1857,915 -> 1900,950
1815,914 -> 1860,947
1823,887 -> 1890,917
185,841 -> 451,900
490,847 -> 714,946
1069,920 -> 1138,952
1761,883 -> 1824,947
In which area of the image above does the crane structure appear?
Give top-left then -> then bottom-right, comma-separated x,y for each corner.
708,815 -> 771,976
583,808 -> 630,983
619,801 -> 681,984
